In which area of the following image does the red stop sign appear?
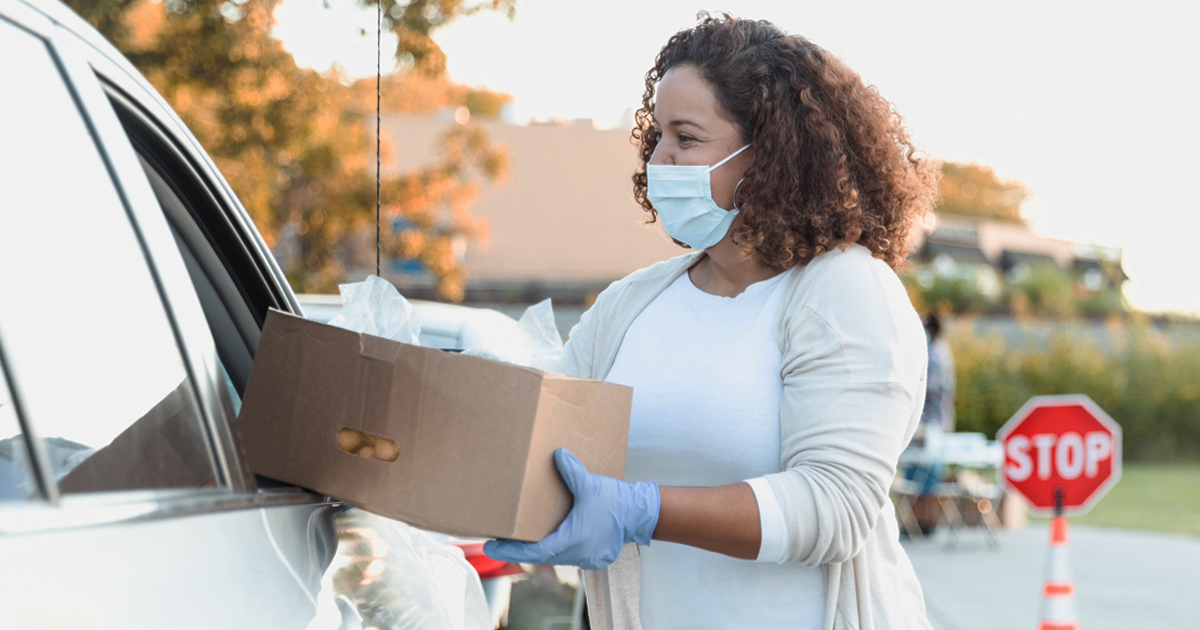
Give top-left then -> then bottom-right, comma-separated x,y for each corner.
997,395 -> 1122,516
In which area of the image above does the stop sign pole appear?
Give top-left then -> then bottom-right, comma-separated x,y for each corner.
998,394 -> 1122,517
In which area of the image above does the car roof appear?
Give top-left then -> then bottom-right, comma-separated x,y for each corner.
10,0 -> 302,317
17,0 -> 151,90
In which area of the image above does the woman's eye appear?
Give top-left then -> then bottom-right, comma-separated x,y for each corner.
678,134 -> 696,144
652,129 -> 663,141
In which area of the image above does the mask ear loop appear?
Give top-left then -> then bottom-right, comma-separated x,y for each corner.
721,144 -> 751,212
710,144 -> 752,172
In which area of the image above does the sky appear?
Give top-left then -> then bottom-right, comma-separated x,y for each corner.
273,0 -> 1200,315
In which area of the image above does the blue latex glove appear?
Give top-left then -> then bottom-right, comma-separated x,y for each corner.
483,448 -> 661,570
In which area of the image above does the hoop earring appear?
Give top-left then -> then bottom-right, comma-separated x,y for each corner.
732,178 -> 746,212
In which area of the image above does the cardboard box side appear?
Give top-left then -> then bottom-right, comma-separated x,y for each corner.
374,347 -> 543,538
239,310 -> 426,502
238,310 -> 361,491
513,376 -> 632,541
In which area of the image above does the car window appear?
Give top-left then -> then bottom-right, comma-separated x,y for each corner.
0,356 -> 34,502
0,18 -> 218,495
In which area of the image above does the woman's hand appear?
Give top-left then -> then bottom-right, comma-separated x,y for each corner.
483,448 -> 661,570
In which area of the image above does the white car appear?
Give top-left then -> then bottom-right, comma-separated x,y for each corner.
0,1 -> 497,627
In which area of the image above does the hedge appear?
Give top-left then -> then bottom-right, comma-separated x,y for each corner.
946,318 -> 1200,462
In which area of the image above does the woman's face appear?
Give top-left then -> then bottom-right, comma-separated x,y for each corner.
649,65 -> 754,211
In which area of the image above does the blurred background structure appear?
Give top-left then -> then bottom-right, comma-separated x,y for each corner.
332,110 -> 681,326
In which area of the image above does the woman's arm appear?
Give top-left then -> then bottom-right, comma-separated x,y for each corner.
654,483 -> 761,560
765,251 -> 927,565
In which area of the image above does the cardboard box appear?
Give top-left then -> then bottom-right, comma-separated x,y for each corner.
237,309 -> 632,542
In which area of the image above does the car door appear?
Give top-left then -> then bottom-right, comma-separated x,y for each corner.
0,4 -> 338,628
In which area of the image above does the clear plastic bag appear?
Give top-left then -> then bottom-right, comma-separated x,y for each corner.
519,299 -> 565,372
307,509 -> 490,630
328,276 -> 421,345
463,299 -> 564,371
0,435 -> 95,499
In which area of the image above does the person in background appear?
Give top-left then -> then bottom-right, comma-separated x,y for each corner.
486,13 -> 939,630
904,313 -> 958,534
922,313 -> 956,433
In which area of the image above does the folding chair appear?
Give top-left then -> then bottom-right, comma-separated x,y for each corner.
891,475 -> 925,539
935,477 -> 1002,549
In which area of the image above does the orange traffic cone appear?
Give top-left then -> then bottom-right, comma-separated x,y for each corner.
1038,515 -> 1078,630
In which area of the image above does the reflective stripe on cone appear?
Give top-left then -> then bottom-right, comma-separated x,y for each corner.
1043,582 -> 1075,598
1038,516 -> 1079,630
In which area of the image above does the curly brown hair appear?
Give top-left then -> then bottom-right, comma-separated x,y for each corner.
632,13 -> 938,270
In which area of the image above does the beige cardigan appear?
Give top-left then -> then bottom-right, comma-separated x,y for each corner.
558,245 -> 934,630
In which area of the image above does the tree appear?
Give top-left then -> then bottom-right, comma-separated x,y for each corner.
65,0 -> 513,300
937,162 -> 1030,224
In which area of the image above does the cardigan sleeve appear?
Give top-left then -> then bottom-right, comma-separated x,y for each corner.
558,279 -> 624,379
559,277 -> 624,379
558,304 -> 598,379
764,249 -> 928,566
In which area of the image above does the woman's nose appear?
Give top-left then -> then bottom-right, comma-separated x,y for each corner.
648,144 -> 672,166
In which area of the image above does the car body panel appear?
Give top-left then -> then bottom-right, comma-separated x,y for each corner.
0,1 -> 340,626
0,2 -> 498,627
0,491 -> 341,629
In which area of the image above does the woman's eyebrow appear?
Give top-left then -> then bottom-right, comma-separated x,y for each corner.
667,118 -> 706,132
650,118 -> 707,135
650,115 -> 707,133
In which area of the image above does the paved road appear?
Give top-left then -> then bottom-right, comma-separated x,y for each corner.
903,523 -> 1200,630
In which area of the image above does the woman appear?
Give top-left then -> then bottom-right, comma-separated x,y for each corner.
486,13 -> 938,630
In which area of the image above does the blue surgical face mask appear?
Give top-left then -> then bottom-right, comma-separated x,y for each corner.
646,144 -> 751,250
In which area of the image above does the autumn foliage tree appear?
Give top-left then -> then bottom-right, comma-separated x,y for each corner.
936,162 -> 1030,224
65,0 -> 513,300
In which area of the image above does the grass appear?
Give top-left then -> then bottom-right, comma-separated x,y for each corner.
1034,463 -> 1200,537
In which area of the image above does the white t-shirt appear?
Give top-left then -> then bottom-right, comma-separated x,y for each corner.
607,268 -> 825,630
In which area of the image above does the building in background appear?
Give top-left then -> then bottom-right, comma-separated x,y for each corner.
369,110 -> 682,313
323,110 -> 1129,327
912,212 -> 1127,291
